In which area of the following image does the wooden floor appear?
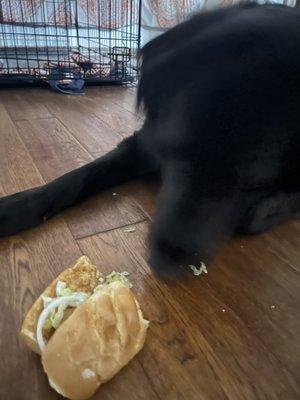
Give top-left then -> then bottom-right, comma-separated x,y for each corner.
0,86 -> 299,400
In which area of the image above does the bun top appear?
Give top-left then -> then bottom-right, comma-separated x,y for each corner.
20,256 -> 101,354
41,281 -> 149,400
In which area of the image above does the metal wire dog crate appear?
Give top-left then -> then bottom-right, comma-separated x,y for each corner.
0,0 -> 141,93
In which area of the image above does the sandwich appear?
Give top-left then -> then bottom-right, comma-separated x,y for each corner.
20,256 -> 149,400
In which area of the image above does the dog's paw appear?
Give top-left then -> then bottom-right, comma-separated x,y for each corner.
0,187 -> 47,237
148,230 -> 203,278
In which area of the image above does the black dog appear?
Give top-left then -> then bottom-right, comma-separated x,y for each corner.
1,3 -> 300,275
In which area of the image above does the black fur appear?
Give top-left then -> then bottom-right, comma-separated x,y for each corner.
1,3 -> 300,275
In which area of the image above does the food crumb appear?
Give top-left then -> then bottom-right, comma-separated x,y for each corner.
124,227 -> 136,233
189,262 -> 208,276
112,192 -> 117,196
222,309 -> 226,313
270,305 -> 276,309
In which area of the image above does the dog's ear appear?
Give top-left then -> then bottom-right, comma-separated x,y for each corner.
148,163 -> 241,276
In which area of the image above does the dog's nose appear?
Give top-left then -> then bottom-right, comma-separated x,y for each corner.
148,244 -> 189,281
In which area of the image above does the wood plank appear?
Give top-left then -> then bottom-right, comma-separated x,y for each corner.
263,219 -> 300,273
15,118 -> 92,182
208,222 -> 300,372
89,99 -> 141,138
31,88 -> 125,157
56,111 -> 122,158
0,182 -> 6,197
69,87 -> 142,138
90,357 -> 159,400
32,88 -> 93,116
85,85 -> 137,113
165,223 -> 300,384
30,86 -> 137,117
66,177 -> 159,240
123,178 -> 160,219
78,221 -> 300,400
1,88 -> 52,121
65,187 -> 147,239
15,117 -> 147,238
63,178 -> 158,240
0,102 -> 43,194
32,86 -> 138,128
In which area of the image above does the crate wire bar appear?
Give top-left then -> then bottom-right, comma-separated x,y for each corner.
0,0 -> 141,89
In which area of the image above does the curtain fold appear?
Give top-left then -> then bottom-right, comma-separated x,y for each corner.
142,0 -> 296,29
0,0 -> 139,28
141,0 -> 296,45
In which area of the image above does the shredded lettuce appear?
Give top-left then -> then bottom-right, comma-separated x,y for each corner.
42,281 -> 87,330
56,280 -> 73,296
55,281 -> 67,296
41,273 -> 132,332
61,287 -> 73,296
37,293 -> 89,352
93,284 -> 105,293
105,271 -> 132,288
124,227 -> 136,233
93,271 -> 132,293
49,303 -> 67,329
189,262 -> 208,276
43,318 -> 53,330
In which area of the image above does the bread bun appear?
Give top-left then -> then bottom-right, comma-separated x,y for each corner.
20,256 -> 101,355
41,281 -> 149,400
20,256 -> 149,399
